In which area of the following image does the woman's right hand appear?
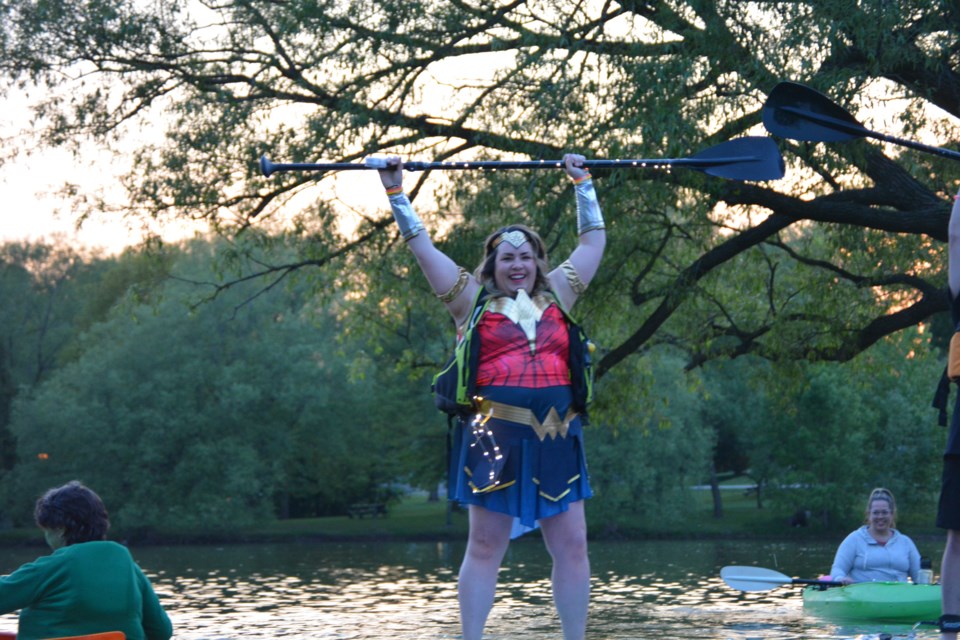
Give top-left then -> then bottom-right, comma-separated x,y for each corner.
377,156 -> 404,190
563,153 -> 589,182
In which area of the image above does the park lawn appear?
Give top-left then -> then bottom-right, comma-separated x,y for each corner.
0,477 -> 943,545
234,499 -> 471,541
233,487 -> 830,542
585,478 -> 943,540
592,483 -> 798,539
233,483 -> 817,542
153,487 -> 785,542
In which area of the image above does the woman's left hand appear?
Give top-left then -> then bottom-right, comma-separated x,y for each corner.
563,153 -> 589,181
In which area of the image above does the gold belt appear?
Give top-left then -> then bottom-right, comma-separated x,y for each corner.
478,399 -> 578,441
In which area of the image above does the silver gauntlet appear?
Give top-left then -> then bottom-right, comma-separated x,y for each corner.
389,193 -> 425,240
574,179 -> 605,234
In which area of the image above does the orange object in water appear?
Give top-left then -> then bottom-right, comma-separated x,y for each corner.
46,634 -> 125,640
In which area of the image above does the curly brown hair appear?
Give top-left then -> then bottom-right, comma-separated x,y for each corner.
34,481 -> 110,545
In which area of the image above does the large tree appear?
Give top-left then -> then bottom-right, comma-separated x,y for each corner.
1,0 -> 958,377
1,238 -> 444,531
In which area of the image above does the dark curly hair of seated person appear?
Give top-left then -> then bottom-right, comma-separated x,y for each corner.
34,480 -> 110,545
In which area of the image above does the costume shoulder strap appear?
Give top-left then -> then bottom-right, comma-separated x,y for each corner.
545,288 -> 580,325
462,287 -> 490,334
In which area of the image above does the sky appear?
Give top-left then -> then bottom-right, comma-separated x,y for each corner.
3,58 -> 956,259
0,90 -> 210,255
0,144 -> 137,254
1,90 -> 145,254
0,96 -> 399,256
0,42 -> 512,257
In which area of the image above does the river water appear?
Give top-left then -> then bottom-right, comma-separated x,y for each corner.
0,537 -> 948,639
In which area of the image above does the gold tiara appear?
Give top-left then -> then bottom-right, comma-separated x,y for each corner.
491,230 -> 528,251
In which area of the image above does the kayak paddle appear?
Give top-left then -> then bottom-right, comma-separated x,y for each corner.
260,136 -> 786,182
721,565 -> 844,592
762,81 -> 960,162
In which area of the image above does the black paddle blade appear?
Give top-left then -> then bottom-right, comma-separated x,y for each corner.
763,82 -> 867,143
687,136 -> 785,181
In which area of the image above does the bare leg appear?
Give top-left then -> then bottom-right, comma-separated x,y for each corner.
459,506 -> 513,640
539,501 -> 590,640
944,529 -> 960,639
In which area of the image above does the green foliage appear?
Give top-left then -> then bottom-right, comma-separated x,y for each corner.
708,330 -> 944,528
0,232 -> 949,538
586,347 -> 714,532
0,241 -> 149,481
1,0 -> 958,376
0,238 -> 443,535
1,1 -> 959,537
0,242 -> 108,386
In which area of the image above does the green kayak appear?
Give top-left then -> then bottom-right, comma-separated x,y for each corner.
803,581 -> 941,622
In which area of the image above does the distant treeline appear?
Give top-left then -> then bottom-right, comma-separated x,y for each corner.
0,237 -> 947,538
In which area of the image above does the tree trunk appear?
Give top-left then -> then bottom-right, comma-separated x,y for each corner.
709,462 -> 724,519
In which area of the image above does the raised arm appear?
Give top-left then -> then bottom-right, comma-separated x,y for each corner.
548,153 -> 607,311
950,190 -> 960,298
378,158 -> 479,325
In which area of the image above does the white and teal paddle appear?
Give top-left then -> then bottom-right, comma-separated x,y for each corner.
721,565 -> 843,592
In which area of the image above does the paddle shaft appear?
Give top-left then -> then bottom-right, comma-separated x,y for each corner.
261,136 -> 784,181
779,106 -> 960,161
260,156 -> 760,175
726,574 -> 844,587
720,565 -> 846,591
792,578 -> 844,587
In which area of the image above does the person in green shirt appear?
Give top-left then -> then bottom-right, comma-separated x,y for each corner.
0,481 -> 172,640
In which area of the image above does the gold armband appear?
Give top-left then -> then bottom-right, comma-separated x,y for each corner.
559,260 -> 586,295
437,267 -> 470,303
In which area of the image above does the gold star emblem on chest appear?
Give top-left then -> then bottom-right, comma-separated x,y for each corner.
487,290 -> 551,354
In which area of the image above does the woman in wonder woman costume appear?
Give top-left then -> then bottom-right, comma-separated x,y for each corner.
377,154 -> 605,640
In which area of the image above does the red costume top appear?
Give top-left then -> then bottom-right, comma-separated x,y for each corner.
475,302 -> 571,388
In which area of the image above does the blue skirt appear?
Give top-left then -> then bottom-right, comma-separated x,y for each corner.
448,385 -> 592,530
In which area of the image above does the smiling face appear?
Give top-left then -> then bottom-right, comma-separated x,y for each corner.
493,240 -> 537,297
478,225 -> 550,296
867,498 -> 894,534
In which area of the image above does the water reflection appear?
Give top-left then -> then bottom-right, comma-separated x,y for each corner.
0,538 -> 946,639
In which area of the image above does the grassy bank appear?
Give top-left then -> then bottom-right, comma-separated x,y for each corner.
199,488 -> 941,543
0,480 -> 943,546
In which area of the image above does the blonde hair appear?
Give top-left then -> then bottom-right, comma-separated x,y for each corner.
864,487 -> 897,527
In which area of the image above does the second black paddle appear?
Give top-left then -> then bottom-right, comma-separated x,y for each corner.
762,81 -> 960,163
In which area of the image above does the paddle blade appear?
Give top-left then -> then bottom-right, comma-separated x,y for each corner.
721,565 -> 793,592
688,136 -> 786,181
763,82 -> 867,143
